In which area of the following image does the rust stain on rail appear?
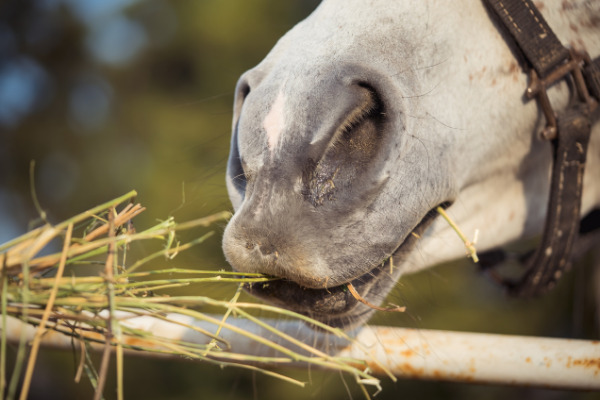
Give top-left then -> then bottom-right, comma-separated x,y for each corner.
570,358 -> 600,376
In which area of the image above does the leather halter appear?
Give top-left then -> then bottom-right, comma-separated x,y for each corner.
481,0 -> 600,296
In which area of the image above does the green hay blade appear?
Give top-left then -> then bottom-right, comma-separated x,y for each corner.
0,191 -> 384,398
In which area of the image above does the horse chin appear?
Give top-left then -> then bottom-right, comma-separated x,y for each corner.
242,208 -> 440,330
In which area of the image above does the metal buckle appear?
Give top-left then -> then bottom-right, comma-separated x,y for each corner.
526,49 -> 598,140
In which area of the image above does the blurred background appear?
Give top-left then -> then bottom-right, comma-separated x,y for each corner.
1,1 -> 598,399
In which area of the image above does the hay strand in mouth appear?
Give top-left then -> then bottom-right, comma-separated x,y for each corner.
436,206 -> 479,263
346,283 -> 406,313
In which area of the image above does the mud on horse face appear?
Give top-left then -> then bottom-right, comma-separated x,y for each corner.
222,0 -> 600,329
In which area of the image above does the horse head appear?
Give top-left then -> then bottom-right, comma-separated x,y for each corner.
222,0 -> 600,328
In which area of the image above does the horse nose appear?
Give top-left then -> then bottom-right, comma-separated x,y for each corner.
222,222 -> 285,275
222,217 -> 331,288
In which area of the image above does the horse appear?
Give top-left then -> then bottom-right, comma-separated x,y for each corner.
221,0 -> 600,329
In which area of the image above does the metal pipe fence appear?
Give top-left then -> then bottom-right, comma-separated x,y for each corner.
3,313 -> 599,390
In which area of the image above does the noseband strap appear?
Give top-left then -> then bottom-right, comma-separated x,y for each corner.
482,0 -> 600,296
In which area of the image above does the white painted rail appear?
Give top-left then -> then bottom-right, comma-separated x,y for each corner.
3,315 -> 599,390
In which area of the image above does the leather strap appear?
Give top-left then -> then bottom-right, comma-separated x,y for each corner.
481,0 -> 599,296
585,57 -> 600,100
484,0 -> 570,78
507,106 -> 592,296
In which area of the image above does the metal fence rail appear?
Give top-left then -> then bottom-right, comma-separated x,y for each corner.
3,314 -> 599,390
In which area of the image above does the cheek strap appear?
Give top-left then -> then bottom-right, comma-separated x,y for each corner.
481,0 -> 600,296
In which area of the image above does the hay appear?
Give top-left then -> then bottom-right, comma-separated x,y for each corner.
0,191 -> 390,400
436,206 -> 479,262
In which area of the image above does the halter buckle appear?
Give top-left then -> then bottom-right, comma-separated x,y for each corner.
526,49 -> 598,140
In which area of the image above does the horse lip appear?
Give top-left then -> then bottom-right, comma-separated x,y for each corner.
240,205 -> 443,328
246,263 -> 382,308
242,261 -> 383,322
241,229 -> 415,324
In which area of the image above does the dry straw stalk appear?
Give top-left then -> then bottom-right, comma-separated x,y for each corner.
0,190 -> 389,400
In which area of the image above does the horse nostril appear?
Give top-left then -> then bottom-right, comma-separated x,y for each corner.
301,83 -> 385,208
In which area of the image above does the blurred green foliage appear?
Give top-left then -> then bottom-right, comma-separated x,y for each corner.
0,1 -> 597,399
0,0 -> 319,268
